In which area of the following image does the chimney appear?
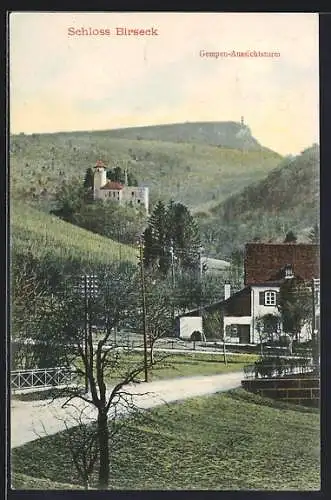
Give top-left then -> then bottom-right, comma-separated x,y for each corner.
224,282 -> 231,300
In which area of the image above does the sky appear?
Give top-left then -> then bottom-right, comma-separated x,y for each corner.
10,12 -> 319,155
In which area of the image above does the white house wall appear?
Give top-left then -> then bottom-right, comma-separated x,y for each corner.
224,316 -> 251,343
251,285 -> 280,343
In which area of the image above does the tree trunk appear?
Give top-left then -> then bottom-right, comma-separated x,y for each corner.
97,409 -> 110,489
223,339 -> 227,365
150,343 -> 154,367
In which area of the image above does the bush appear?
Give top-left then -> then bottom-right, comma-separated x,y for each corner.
191,330 -> 203,341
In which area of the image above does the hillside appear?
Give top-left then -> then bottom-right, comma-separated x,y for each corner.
12,389 -> 319,490
89,121 -> 265,150
198,145 -> 319,257
10,124 -> 282,211
214,144 -> 319,222
12,201 -> 137,269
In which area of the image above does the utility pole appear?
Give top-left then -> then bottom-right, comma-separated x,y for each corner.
80,274 -> 99,393
312,278 -> 320,372
139,236 -> 149,382
84,275 -> 89,393
198,246 -> 204,319
118,228 -> 122,261
170,240 -> 175,325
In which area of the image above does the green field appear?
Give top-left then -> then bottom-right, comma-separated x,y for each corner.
12,388 -> 320,490
103,351 -> 257,382
12,201 -> 137,267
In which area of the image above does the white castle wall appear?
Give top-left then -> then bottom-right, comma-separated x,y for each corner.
93,167 -> 149,213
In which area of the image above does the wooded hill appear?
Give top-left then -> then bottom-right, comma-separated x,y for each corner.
197,145 -> 319,257
10,122 -> 282,212
10,123 -> 319,263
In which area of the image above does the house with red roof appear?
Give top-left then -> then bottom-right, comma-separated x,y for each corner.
227,242 -> 320,343
180,242 -> 320,344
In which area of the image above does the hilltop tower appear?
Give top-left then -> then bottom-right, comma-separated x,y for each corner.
93,160 -> 107,198
241,116 -> 244,126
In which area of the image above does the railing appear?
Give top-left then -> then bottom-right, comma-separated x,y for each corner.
243,357 -> 315,380
11,367 -> 77,391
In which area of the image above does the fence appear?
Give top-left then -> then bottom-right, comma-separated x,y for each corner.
11,367 -> 77,392
243,357 -> 315,380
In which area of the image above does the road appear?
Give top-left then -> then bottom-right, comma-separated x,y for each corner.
11,371 -> 243,449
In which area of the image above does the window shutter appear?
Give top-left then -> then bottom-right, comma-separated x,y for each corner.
259,292 -> 264,305
276,292 -> 280,305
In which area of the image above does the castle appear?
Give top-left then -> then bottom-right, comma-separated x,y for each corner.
93,160 -> 149,214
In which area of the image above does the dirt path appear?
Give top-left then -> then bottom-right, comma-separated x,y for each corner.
11,371 -> 243,449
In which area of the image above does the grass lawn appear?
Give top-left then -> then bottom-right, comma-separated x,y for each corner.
11,473 -> 84,490
133,352 -> 256,381
12,388 -> 320,490
13,352 -> 257,402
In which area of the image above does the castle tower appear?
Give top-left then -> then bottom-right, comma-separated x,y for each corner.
241,116 -> 244,126
93,160 -> 107,198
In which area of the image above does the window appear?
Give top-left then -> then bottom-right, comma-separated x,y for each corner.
226,325 -> 238,337
284,264 -> 294,279
265,291 -> 276,306
259,290 -> 278,306
230,325 -> 238,337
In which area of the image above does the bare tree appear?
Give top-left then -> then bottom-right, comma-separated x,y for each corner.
131,275 -> 173,365
57,405 -> 99,490
11,256 -> 56,369
204,310 -> 227,364
48,264 -> 167,489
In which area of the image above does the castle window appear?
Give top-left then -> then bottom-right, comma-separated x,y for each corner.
132,191 -> 135,196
